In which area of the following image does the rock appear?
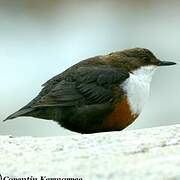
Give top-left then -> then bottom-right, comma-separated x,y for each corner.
0,124 -> 180,180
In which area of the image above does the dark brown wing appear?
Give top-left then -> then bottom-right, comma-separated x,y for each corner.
32,66 -> 129,108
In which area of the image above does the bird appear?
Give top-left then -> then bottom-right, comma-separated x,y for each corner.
4,48 -> 176,133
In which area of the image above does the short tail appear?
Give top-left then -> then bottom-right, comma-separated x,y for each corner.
3,108 -> 34,122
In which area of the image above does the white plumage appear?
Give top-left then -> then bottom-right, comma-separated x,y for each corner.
121,65 -> 157,115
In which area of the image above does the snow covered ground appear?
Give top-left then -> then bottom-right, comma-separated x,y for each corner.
0,124 -> 180,180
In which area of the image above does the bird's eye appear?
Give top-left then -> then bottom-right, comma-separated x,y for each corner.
143,57 -> 150,63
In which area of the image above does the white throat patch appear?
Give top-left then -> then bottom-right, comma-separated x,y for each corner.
121,65 -> 157,115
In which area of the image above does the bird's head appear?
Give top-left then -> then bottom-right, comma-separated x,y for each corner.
118,48 -> 176,72
109,47 -> 176,82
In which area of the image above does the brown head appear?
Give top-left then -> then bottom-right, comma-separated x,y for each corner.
108,48 -> 176,72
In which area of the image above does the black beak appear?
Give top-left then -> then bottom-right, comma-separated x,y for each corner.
158,60 -> 177,66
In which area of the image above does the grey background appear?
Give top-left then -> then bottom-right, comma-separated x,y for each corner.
0,0 -> 179,136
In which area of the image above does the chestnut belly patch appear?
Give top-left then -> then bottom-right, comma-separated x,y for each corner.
101,97 -> 138,131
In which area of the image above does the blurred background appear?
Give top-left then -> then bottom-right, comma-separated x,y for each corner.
0,0 -> 179,136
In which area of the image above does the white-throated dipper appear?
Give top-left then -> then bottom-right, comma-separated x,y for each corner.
4,48 -> 176,133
